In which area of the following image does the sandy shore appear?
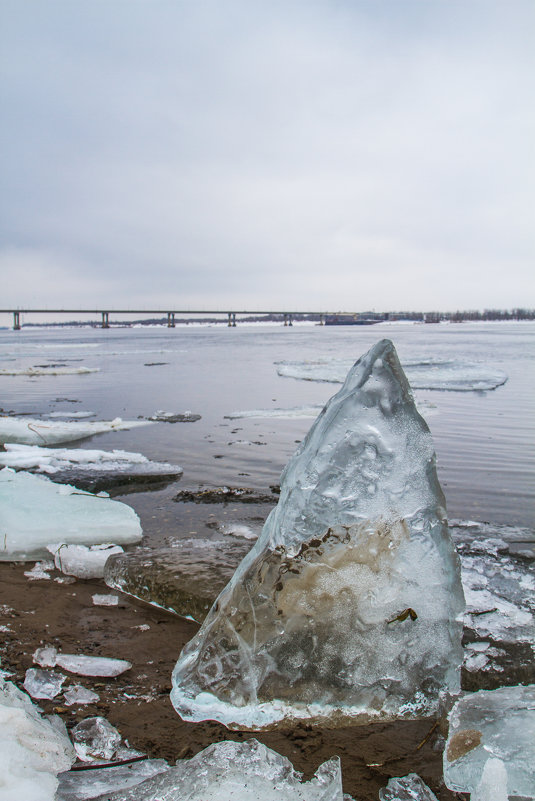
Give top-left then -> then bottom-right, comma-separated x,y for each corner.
0,562 -> 465,800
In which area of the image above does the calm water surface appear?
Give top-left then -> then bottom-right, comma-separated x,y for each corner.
1,322 -> 533,533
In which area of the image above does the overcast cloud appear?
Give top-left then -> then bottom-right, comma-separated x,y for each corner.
1,0 -> 533,313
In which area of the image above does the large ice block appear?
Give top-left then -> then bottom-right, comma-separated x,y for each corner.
84,738 -> 345,801
171,340 -> 465,729
0,468 -> 142,561
444,685 -> 535,798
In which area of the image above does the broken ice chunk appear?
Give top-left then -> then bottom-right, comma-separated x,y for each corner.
444,685 -> 535,797
171,340 -> 464,729
0,469 -> 142,561
33,646 -> 131,677
55,759 -> 169,801
0,677 -> 75,800
50,543 -> 124,579
24,560 -> 54,580
71,716 -> 123,761
23,668 -> 65,700
379,773 -> 439,800
63,685 -> 100,706
0,416 -> 154,446
92,593 -> 119,606
82,738 -> 345,800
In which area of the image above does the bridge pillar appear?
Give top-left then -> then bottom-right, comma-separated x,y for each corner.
288,314 -> 293,327
167,312 -> 175,328
101,311 -> 110,329
13,311 -> 21,330
228,313 -> 236,327
283,314 -> 288,326
319,314 -> 324,326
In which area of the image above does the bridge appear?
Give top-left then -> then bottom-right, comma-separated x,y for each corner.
0,309 -> 388,330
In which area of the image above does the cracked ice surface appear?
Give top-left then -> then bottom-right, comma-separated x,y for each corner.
444,685 -> 535,797
0,469 -> 142,561
85,739 -> 345,801
171,340 -> 464,729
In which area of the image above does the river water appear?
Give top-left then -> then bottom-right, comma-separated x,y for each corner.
1,321 -> 534,540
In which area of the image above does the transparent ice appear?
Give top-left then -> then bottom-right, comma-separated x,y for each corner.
0,677 -> 75,801
444,685 -> 535,797
55,760 -> 169,801
63,685 -> 100,706
23,668 -> 65,700
379,773 -> 439,801
71,717 -> 123,761
84,738 -> 345,801
171,340 -> 465,729
0,469 -> 142,561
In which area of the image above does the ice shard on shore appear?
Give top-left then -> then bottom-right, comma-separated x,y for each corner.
171,340 -> 465,730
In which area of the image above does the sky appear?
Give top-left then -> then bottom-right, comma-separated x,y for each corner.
1,0 -> 534,314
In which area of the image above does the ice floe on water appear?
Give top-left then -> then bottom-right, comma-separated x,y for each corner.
0,444 -> 183,490
276,357 -> 508,391
0,676 -> 75,801
225,406 -> 323,420
0,469 -> 142,561
0,366 -> 99,376
47,411 -> 96,419
0,416 -> 154,445
148,410 -> 201,422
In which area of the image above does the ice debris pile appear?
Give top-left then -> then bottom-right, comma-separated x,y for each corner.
444,684 -> 535,798
0,469 -> 142,561
0,416 -> 153,446
171,339 -> 465,729
0,677 -> 75,801
68,738 -> 346,801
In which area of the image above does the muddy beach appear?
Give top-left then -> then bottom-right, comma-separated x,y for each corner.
0,562 -> 461,801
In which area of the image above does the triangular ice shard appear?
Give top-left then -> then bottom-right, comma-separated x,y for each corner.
171,340 -> 465,729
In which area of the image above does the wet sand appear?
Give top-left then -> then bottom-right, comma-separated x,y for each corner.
0,563 -> 464,800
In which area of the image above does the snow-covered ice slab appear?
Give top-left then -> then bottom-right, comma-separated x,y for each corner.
171,340 -> 465,730
0,416 -> 154,446
0,469 -> 142,561
50,543 -> 125,579
444,685 -> 535,798
34,646 -> 131,678
0,444 -> 183,490
56,759 -> 169,801
23,668 -> 65,700
379,773 -> 439,800
0,677 -> 75,801
82,738 -> 345,801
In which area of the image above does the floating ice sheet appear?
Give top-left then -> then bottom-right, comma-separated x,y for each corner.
148,410 -> 201,422
444,685 -> 535,797
275,357 -> 508,391
0,444 -> 182,484
84,738 -> 345,801
0,366 -> 99,376
0,416 -> 154,446
172,340 -> 465,729
0,469 -> 142,561
0,677 -> 75,801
